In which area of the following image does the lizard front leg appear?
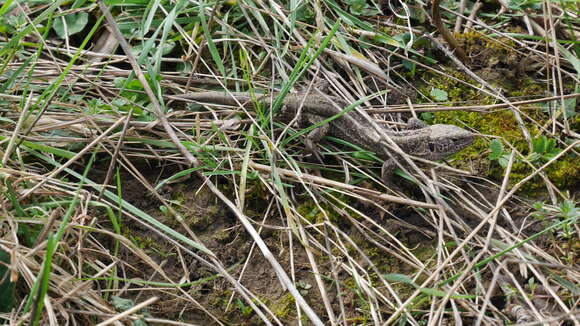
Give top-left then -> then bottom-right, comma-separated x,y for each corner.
293,107 -> 331,162
381,158 -> 397,186
382,154 -> 416,190
303,118 -> 330,163
406,117 -> 428,129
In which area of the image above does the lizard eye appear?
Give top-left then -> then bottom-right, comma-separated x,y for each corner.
428,143 -> 436,152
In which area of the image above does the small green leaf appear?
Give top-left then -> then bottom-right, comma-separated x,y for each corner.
531,136 -> 563,161
559,200 -> 579,219
498,154 -> 511,167
345,0 -> 380,16
402,60 -> 416,76
237,298 -> 253,316
526,152 -> 542,163
429,88 -> 448,102
132,41 -> 175,57
562,98 -> 577,118
111,296 -> 135,311
488,139 -> 504,160
420,112 -> 433,123
532,136 -> 547,154
53,12 -> 88,39
545,138 -> 558,153
383,273 -> 416,285
543,150 -> 562,161
418,287 -> 448,297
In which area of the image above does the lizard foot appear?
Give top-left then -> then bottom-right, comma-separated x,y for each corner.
381,159 -> 401,191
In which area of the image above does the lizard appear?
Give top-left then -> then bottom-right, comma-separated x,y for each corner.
171,91 -> 475,184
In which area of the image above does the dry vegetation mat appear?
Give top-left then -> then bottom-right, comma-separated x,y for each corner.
0,0 -> 579,324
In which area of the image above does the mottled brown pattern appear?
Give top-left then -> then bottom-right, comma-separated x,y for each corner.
174,91 -> 475,182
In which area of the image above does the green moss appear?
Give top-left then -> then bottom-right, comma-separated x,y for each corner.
206,290 -> 231,308
425,72 -> 488,104
239,178 -> 271,203
186,211 -> 213,229
122,228 -> 171,258
429,105 -> 578,194
272,293 -> 296,319
457,31 -> 516,53
171,185 -> 187,203
547,159 -> 579,186
419,58 -> 578,195
212,228 -> 234,242
295,196 -> 348,224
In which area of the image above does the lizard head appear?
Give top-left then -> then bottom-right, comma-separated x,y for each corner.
427,125 -> 475,160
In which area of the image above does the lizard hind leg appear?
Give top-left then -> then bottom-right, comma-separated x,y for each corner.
381,158 -> 397,186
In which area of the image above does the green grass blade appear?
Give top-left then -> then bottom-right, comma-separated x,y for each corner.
199,2 -> 226,77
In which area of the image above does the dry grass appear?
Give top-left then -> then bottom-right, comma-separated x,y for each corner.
0,0 -> 578,325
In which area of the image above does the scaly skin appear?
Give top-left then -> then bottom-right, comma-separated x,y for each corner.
173,91 -> 475,182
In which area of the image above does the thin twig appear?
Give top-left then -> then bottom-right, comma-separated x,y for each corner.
432,0 -> 469,63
